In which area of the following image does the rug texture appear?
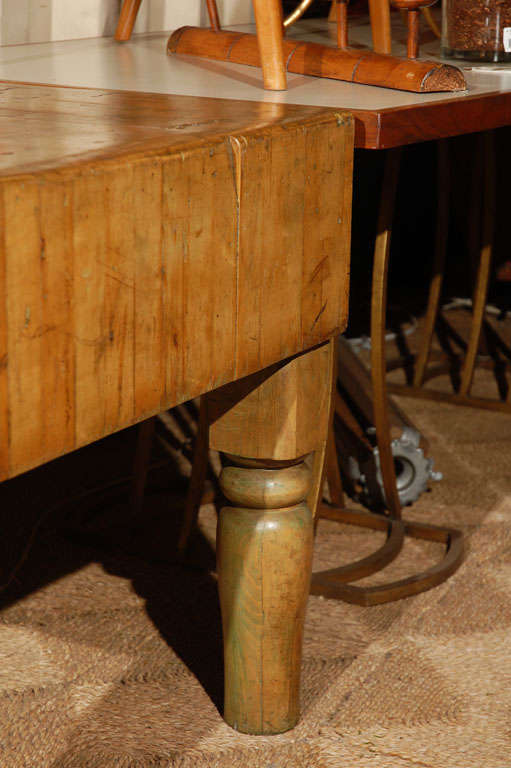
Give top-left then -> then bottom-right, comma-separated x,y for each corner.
1,376 -> 511,767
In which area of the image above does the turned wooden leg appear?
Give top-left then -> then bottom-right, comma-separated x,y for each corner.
218,458 -> 313,733
252,0 -> 287,90
368,0 -> 392,54
206,342 -> 334,734
115,0 -> 142,41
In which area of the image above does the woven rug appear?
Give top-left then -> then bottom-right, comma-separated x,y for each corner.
1,379 -> 511,767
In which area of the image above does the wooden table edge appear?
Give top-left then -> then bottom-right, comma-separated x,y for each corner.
352,90 -> 511,149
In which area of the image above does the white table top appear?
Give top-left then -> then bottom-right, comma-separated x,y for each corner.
0,18 -> 510,114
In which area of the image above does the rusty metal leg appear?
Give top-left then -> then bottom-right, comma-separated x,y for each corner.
414,139 -> 450,387
459,131 -> 495,397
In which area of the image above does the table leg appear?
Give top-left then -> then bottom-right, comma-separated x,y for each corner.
206,342 -> 334,734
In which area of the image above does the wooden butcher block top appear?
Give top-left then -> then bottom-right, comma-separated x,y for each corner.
0,83 -> 354,480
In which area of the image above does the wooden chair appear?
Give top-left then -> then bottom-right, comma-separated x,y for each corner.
117,0 -> 463,94
115,0 -> 288,90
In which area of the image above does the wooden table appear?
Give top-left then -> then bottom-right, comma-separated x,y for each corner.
2,15 -> 510,733
0,84 -> 353,734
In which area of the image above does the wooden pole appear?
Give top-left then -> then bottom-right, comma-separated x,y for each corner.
115,0 -> 142,41
208,344 -> 334,733
252,0 -> 287,90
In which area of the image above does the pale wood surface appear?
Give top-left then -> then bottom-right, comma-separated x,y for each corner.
2,19 -> 511,151
214,343 -> 334,733
168,27 -> 466,94
252,0 -> 287,90
0,85 -> 353,482
208,343 -> 336,461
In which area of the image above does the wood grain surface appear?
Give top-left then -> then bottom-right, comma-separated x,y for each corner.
0,84 -> 353,481
168,27 -> 466,94
211,343 -> 335,733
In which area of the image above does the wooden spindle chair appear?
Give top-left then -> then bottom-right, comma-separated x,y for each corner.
115,0 -> 288,90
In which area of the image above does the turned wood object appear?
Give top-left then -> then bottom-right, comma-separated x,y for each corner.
115,0 -> 142,41
252,0 -> 287,90
391,0 -> 437,59
208,343 -> 335,733
168,27 -> 466,93
335,0 -> 349,49
115,0 -> 286,90
218,459 -> 313,733
368,0 -> 392,53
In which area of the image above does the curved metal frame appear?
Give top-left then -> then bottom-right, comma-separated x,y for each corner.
311,146 -> 464,606
312,507 -> 463,606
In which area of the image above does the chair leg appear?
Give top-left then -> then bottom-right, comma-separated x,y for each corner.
131,417 -> 156,516
252,0 -> 287,90
413,139 -> 450,387
368,0 -> 392,54
177,398 -> 211,557
459,131 -> 495,397
115,0 -> 143,41
311,147 -> 464,606
206,0 -> 221,31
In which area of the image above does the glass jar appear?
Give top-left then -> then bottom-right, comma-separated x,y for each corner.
442,0 -> 511,61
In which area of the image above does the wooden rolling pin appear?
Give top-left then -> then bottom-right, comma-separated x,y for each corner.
167,27 -> 466,93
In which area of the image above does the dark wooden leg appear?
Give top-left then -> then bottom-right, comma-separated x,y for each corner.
325,426 -> 344,507
413,139 -> 450,387
115,0 -> 142,41
371,147 -> 403,517
131,417 -> 155,516
177,398 -> 210,557
207,342 -> 334,734
390,132 -> 504,412
459,131 -> 495,397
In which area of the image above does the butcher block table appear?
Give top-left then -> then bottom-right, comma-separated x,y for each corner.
0,83 -> 353,734
2,14 -> 511,737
